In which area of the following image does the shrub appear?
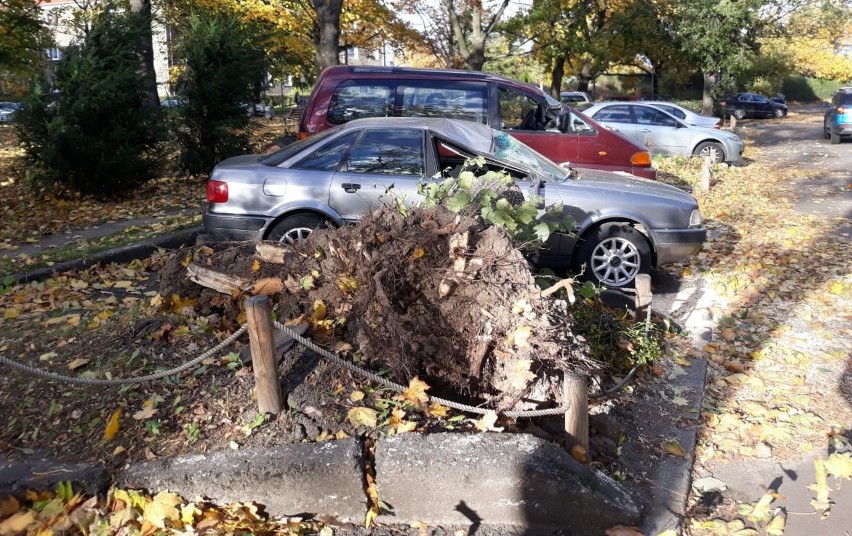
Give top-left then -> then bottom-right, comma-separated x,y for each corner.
168,8 -> 269,175
15,3 -> 162,196
782,76 -> 847,102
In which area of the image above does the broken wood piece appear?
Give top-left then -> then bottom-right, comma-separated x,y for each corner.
634,274 -> 652,322
540,278 -> 576,303
255,242 -> 289,264
187,263 -> 250,295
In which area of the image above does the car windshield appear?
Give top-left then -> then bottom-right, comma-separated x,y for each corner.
258,128 -> 340,166
491,131 -> 570,182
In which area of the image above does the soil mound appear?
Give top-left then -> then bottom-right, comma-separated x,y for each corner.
159,205 -> 595,412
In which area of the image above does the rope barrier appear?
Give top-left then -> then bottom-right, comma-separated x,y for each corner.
0,326 -> 247,386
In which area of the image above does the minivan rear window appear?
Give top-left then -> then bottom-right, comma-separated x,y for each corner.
328,81 -> 393,125
398,85 -> 487,124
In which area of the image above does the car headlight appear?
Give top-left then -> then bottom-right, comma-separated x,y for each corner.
689,209 -> 702,227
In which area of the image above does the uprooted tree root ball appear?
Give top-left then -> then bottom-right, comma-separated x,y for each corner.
158,205 -> 597,412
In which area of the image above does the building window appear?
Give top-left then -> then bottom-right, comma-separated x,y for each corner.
46,48 -> 63,61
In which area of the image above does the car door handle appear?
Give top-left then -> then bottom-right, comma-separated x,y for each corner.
341,183 -> 361,193
639,128 -> 652,133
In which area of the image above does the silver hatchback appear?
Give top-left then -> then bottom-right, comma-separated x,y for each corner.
583,102 -> 743,163
203,117 -> 705,288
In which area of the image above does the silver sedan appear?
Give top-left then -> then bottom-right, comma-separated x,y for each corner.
203,117 -> 706,288
583,102 -> 742,163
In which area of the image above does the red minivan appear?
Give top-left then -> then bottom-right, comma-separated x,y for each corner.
297,66 -> 656,179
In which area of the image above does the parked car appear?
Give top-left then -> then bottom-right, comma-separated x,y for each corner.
203,117 -> 706,288
642,101 -> 720,129
560,91 -> 591,105
0,102 -> 21,123
823,87 -> 852,145
160,98 -> 183,108
723,93 -> 787,120
297,66 -> 657,179
583,102 -> 743,163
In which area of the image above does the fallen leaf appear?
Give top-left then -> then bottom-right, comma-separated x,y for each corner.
765,513 -> 785,535
133,407 -> 158,420
142,491 -> 182,529
104,408 -> 122,441
0,495 -> 20,517
571,445 -> 587,463
402,377 -> 430,405
661,439 -> 685,457
474,411 -> 503,432
251,259 -> 261,272
68,358 -> 90,370
3,308 -> 20,320
0,511 -> 37,535
428,403 -> 449,418
349,390 -> 365,402
347,407 -> 378,429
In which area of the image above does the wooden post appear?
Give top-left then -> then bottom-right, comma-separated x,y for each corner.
634,274 -> 652,322
563,371 -> 589,459
245,295 -> 283,415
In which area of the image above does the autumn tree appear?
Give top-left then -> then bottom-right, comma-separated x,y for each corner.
15,2 -> 163,195
168,5 -> 268,175
0,0 -> 53,91
762,0 -> 852,81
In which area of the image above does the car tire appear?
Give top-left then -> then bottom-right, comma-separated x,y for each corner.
774,108 -> 785,119
694,141 -> 725,163
823,123 -> 831,139
266,214 -> 327,244
733,108 -> 746,120
830,132 -> 841,145
573,223 -> 651,289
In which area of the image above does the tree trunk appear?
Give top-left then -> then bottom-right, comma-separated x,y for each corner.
550,56 -> 565,98
577,61 -> 594,93
129,0 -> 160,109
311,0 -> 343,69
702,70 -> 716,116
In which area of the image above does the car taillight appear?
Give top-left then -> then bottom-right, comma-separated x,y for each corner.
207,180 -> 228,203
630,151 -> 652,167
297,131 -> 309,140
838,106 -> 848,114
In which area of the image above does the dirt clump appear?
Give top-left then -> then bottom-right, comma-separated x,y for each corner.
159,205 -> 594,413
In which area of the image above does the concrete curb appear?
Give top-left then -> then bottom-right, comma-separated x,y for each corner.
119,440 -> 367,523
115,433 -> 640,533
6,226 -> 202,284
0,453 -> 110,498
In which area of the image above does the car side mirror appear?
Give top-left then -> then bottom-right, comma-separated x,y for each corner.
557,112 -> 571,133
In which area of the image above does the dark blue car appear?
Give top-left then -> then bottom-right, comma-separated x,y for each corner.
723,93 -> 788,120
823,87 -> 852,145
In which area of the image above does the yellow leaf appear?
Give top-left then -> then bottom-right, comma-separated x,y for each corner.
428,403 -> 449,418
349,390 -> 365,402
828,281 -> 844,295
0,495 -> 20,517
172,325 -> 190,337
390,409 -> 417,434
402,377 -> 430,405
312,300 -> 327,323
474,411 -> 503,432
180,254 -> 192,268
0,511 -> 37,535
67,358 -> 90,370
142,491 -> 182,529
765,513 -> 786,535
180,504 -> 201,525
747,491 -> 774,522
3,308 -> 20,320
252,259 -> 261,272
336,275 -> 359,293
253,277 -> 284,295
824,452 -> 852,480
335,430 -> 349,439
809,457 -> 831,511
113,281 -> 133,289
411,248 -> 425,260
347,407 -> 378,428
571,445 -> 587,463
507,359 -> 535,390
104,408 -> 122,441
662,439 -> 686,457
